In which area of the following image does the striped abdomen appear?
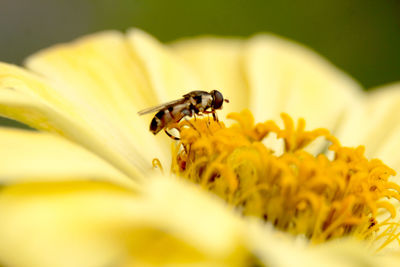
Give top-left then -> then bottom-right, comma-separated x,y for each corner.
150,103 -> 191,134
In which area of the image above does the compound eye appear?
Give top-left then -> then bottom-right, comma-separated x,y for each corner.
212,90 -> 224,109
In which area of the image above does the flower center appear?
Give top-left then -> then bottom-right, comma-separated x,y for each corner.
169,110 -> 400,247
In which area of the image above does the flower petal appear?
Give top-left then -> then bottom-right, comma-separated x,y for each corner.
244,34 -> 363,132
0,127 -> 133,187
337,83 -> 400,162
170,37 -> 248,119
127,29 -> 202,103
0,177 -> 249,267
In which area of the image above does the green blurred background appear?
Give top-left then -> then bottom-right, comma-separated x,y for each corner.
1,0 -> 400,127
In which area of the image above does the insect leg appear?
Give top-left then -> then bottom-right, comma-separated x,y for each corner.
164,129 -> 180,140
212,111 -> 218,122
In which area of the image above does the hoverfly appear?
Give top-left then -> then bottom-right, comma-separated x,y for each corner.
138,90 -> 229,139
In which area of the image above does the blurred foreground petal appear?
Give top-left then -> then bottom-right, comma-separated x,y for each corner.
0,176 -> 249,267
246,219 -> 400,267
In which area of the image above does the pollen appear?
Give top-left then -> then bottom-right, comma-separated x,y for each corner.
171,110 -> 400,246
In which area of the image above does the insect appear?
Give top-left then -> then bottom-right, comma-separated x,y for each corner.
138,90 -> 229,139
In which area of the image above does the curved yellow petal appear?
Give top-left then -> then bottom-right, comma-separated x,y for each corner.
0,87 -> 69,134
0,177 -> 249,267
170,37 -> 248,119
0,127 -> 134,188
243,34 -> 363,132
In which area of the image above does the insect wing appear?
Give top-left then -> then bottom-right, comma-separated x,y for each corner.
137,98 -> 186,115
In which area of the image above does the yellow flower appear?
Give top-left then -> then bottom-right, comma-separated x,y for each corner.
1,29 -> 400,266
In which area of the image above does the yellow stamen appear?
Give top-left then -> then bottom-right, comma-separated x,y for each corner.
152,158 -> 164,173
171,109 -> 400,246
